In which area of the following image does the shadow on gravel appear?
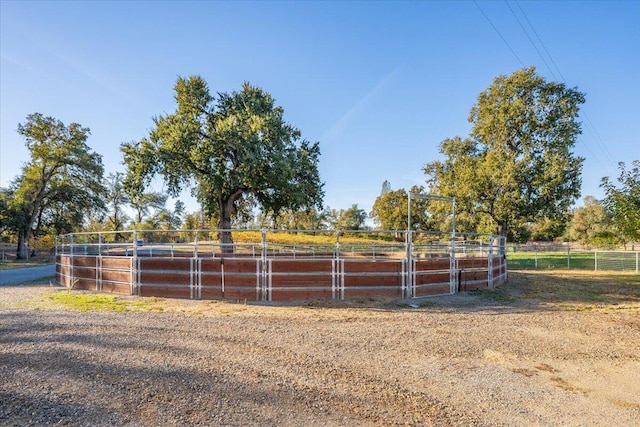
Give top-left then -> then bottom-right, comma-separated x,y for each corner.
0,311 -> 312,425
291,270 -> 640,314
0,310 -> 463,426
502,271 -> 640,308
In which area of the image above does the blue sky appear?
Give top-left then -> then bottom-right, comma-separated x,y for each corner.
1,1 -> 639,218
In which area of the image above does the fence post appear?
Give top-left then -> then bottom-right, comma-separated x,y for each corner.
636,251 -> 639,274
261,229 -> 267,301
193,230 -> 198,258
405,230 -> 413,299
488,236 -> 494,290
567,246 -> 571,270
69,234 -> 74,289
132,230 -> 138,296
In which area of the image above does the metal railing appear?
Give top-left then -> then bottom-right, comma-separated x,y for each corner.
56,229 -> 507,298
507,247 -> 639,273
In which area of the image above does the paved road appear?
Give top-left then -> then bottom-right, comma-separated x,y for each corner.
0,264 -> 56,286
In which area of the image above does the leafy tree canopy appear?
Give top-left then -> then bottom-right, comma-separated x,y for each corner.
370,184 -> 432,231
424,67 -> 585,241
328,205 -> 368,231
565,196 -> 616,247
8,113 -> 105,258
122,76 -> 324,247
601,160 -> 640,248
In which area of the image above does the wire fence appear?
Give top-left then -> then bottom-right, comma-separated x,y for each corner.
507,246 -> 639,273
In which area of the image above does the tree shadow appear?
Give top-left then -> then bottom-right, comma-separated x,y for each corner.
0,310 -> 462,426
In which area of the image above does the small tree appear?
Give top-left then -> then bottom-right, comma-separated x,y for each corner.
565,196 -> 616,247
128,191 -> 168,225
601,160 -> 640,249
370,185 -> 431,232
328,205 -> 367,231
105,172 -> 130,231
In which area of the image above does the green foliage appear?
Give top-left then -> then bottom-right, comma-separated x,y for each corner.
122,77 -> 324,247
328,204 -> 367,230
181,210 -> 211,230
8,113 -> 105,258
257,207 -> 329,230
527,217 -> 567,242
47,292 -> 161,312
128,191 -> 167,225
424,67 -> 585,241
370,184 -> 431,231
601,160 -> 640,247
566,196 -> 617,247
105,172 -> 130,231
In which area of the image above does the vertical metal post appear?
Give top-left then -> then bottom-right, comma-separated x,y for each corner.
487,236 -> 494,290
198,258 -> 202,300
132,230 -> 138,296
406,192 -> 412,299
194,231 -> 198,258
69,234 -> 74,289
636,251 -> 638,274
567,245 -> 571,269
340,259 -> 345,300
450,199 -> 457,294
594,250 -> 598,271
406,230 -> 413,299
261,229 -> 267,301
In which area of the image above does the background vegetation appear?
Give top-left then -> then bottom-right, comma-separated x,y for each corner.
1,69 -> 637,259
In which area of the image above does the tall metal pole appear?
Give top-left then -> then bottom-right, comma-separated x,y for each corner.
406,192 -> 412,299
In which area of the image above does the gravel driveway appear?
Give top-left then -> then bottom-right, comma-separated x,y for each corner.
1,277 -> 639,426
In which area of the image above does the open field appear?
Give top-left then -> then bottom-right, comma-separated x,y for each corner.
1,271 -> 639,426
508,250 -> 639,272
0,244 -> 54,271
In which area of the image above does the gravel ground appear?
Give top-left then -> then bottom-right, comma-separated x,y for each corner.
1,277 -> 639,426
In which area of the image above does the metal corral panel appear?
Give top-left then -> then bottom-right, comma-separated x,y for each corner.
458,258 -> 488,269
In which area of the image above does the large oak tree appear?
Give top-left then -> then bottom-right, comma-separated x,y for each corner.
424,67 -> 585,241
9,113 -> 105,258
122,76 -> 324,249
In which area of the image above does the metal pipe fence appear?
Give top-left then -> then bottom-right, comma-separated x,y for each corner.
507,246 -> 639,273
56,229 -> 507,300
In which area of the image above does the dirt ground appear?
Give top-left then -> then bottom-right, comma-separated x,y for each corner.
1,271 -> 639,426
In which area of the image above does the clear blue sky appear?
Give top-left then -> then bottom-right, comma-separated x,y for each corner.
1,0 -> 639,218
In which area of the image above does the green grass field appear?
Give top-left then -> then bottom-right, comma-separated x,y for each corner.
507,250 -> 639,272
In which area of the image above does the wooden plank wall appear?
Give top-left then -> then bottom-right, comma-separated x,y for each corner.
56,254 -> 507,302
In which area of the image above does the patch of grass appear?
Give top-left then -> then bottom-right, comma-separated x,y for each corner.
506,271 -> 640,310
0,260 -> 52,271
46,292 -> 162,312
472,288 -> 513,303
508,252 -> 597,270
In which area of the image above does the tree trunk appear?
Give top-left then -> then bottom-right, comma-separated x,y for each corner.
218,198 -> 235,254
498,220 -> 508,239
16,227 -> 30,260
